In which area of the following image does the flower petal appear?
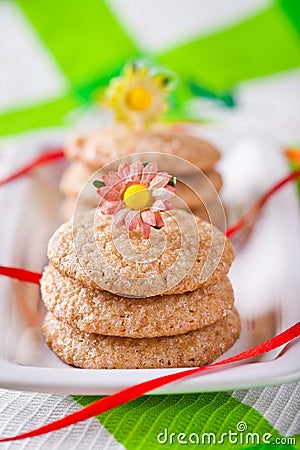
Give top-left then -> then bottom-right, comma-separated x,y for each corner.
152,199 -> 167,211
140,219 -> 151,239
118,163 -> 131,180
165,185 -> 176,193
154,211 -> 164,228
97,186 -> 121,201
113,206 -> 129,226
101,200 -> 121,215
152,187 -> 174,200
102,171 -> 121,187
141,162 -> 158,185
124,209 -> 140,231
149,173 -> 172,189
163,200 -> 174,211
129,161 -> 144,182
141,210 -> 156,226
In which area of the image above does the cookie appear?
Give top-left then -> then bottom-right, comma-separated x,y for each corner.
60,161 -> 222,210
41,265 -> 235,338
59,196 -> 78,222
176,172 -> 222,208
42,308 -> 240,369
192,201 -> 227,228
59,195 -> 224,225
59,162 -> 93,198
64,124 -> 220,172
48,209 -> 234,297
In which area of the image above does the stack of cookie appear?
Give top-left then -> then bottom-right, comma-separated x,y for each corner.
41,209 -> 240,369
60,125 -> 222,221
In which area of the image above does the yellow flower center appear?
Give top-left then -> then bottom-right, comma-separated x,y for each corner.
123,184 -> 151,210
126,87 -> 152,111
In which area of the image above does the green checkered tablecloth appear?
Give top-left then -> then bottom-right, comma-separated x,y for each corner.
0,1 -> 299,448
1,0 -> 300,137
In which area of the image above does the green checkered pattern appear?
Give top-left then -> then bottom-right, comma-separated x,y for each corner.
74,392 -> 300,449
1,0 -> 300,136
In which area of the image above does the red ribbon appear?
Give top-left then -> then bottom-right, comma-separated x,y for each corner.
226,169 -> 300,237
0,321 -> 299,443
0,148 -> 64,187
0,266 -> 41,284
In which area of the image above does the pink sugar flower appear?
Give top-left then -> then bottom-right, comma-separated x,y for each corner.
94,161 -> 175,238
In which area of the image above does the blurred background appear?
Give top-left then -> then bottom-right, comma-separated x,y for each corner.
0,0 -> 300,143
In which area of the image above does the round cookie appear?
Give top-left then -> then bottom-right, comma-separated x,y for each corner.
192,201 -> 227,229
60,196 -> 227,231
59,196 -> 97,222
42,308 -> 240,369
176,172 -> 222,209
60,161 -> 222,210
41,265 -> 235,338
47,209 -> 234,297
59,161 -> 93,197
60,196 -> 225,226
60,196 -> 78,222
64,124 -> 220,172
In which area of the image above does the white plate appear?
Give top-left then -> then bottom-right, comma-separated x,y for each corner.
0,127 -> 299,394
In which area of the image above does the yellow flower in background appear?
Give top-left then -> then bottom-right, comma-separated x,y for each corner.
105,63 -> 172,128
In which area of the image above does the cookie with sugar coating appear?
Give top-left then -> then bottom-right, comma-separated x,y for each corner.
41,264 -> 235,338
64,124 -> 220,173
47,209 -> 234,297
60,161 -> 222,209
42,308 -> 241,369
59,191 -> 224,225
